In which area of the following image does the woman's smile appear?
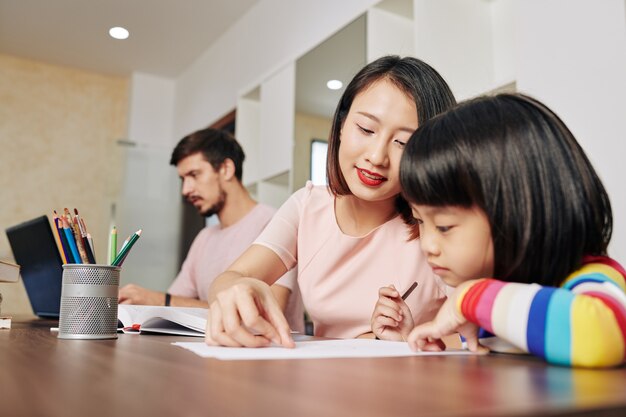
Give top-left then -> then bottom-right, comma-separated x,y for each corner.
356,167 -> 387,186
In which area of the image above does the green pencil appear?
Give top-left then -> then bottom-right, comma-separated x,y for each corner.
108,226 -> 117,264
111,229 -> 142,266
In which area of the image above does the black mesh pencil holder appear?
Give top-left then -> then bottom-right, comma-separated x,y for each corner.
58,264 -> 120,339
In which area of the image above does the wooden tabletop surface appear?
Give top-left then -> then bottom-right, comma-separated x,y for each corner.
2,317 -> 626,417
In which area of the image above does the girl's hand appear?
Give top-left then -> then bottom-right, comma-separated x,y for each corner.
205,278 -> 295,348
371,285 -> 415,341
407,281 -> 488,353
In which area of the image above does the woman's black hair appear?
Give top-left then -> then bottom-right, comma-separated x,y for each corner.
400,93 -> 612,286
326,55 -> 456,225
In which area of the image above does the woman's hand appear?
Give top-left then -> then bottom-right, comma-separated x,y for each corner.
205,278 -> 295,348
407,280 -> 488,353
371,285 -> 415,341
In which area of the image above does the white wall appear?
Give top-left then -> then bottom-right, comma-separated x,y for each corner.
259,63 -> 295,180
116,146 -> 181,290
172,0 -> 379,139
236,96 -> 261,186
516,0 -> 626,261
119,72 -> 181,290
490,0 -> 516,87
414,0 -> 495,100
128,73 -> 176,147
367,7 -> 415,62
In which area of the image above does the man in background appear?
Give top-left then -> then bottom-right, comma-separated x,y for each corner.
119,128 -> 303,332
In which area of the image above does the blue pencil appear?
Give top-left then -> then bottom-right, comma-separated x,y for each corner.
61,217 -> 81,264
55,217 -> 74,263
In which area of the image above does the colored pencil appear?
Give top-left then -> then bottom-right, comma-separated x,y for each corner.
118,235 -> 130,255
108,226 -> 117,264
74,209 -> 95,263
111,229 -> 142,266
78,214 -> 96,263
51,212 -> 68,264
80,217 -> 95,255
401,282 -> 418,301
86,233 -> 96,263
61,216 -> 81,264
57,211 -> 76,263
65,208 -> 88,263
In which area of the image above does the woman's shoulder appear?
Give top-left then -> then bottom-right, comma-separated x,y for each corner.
272,181 -> 334,224
291,181 -> 334,207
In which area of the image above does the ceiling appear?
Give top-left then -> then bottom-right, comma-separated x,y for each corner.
0,0 -> 410,118
0,0 -> 260,78
295,0 -> 412,117
296,15 -> 366,118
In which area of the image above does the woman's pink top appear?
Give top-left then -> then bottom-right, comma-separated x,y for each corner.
255,182 -> 447,338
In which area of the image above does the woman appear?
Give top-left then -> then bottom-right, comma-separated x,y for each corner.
206,55 -> 456,347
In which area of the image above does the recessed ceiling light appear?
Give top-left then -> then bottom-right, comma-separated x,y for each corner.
326,80 -> 343,90
109,26 -> 129,40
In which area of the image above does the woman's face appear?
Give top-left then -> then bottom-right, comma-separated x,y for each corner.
338,79 -> 417,203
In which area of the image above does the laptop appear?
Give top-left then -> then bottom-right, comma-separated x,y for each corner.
6,215 -> 63,318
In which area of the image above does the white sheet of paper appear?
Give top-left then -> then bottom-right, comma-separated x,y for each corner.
173,339 -> 477,360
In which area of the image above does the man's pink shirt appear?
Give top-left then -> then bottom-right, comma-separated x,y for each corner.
168,203 -> 304,332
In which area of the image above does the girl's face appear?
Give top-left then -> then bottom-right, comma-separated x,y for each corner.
339,79 -> 417,204
412,204 -> 494,287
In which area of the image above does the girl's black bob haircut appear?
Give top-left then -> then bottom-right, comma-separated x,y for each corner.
400,93 -> 612,286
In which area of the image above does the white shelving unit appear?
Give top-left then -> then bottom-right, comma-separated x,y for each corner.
236,0 -> 518,210
236,63 -> 296,209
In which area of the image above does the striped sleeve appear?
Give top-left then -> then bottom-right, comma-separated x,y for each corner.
458,256 -> 626,368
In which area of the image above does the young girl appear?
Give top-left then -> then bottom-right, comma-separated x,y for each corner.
372,93 -> 626,367
205,55 -> 456,348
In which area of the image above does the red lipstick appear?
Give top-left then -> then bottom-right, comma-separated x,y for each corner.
356,168 -> 386,187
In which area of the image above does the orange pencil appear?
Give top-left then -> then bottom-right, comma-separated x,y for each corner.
51,211 -> 68,264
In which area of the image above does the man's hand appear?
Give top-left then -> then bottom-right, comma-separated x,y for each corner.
118,284 -> 165,305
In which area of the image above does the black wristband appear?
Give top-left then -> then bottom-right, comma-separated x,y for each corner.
164,292 -> 171,307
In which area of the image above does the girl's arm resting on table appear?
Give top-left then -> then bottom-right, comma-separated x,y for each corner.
408,281 -> 485,354
458,272 -> 626,368
205,244 -> 295,348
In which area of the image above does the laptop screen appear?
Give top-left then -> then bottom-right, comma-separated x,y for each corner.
6,215 -> 63,318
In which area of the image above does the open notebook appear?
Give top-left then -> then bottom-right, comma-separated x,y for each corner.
117,305 -> 208,337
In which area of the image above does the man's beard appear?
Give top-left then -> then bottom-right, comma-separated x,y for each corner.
200,189 -> 226,218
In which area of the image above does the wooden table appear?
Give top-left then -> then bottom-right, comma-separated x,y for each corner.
2,318 -> 626,417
